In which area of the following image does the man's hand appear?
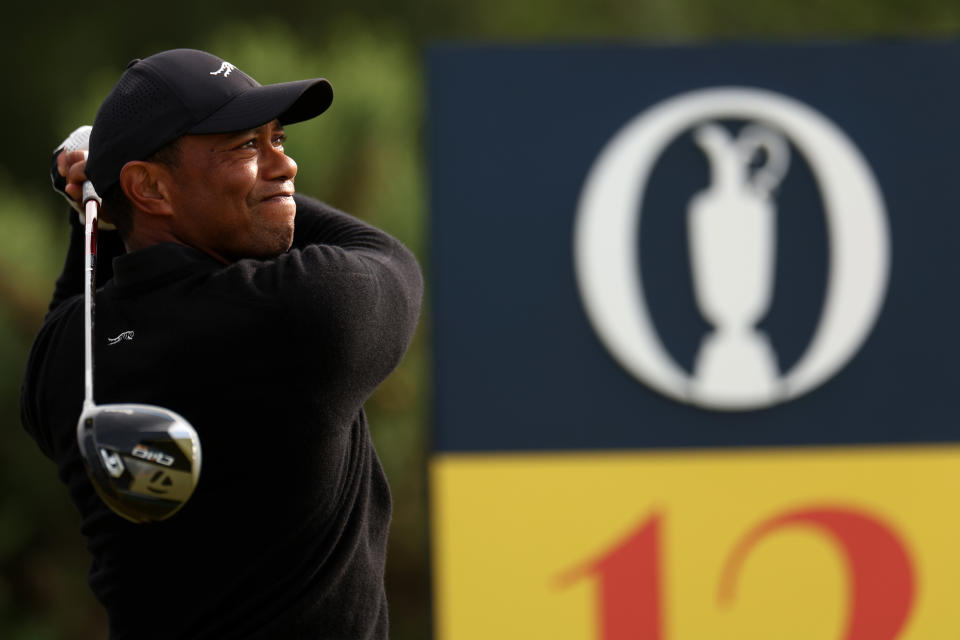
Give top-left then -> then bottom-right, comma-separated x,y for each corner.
51,126 -> 116,229
56,147 -> 90,206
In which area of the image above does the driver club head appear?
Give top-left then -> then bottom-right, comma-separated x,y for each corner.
77,403 -> 202,523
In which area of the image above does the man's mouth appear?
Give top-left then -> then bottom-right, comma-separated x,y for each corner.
259,192 -> 296,209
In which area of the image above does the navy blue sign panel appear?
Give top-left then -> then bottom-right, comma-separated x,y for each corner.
428,42 -> 960,453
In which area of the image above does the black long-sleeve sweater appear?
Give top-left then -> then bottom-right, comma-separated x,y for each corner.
20,194 -> 423,639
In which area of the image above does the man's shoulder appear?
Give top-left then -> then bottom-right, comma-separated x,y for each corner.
20,295 -> 84,452
32,295 -> 83,348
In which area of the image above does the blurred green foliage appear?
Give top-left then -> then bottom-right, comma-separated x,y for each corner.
2,1 -> 959,638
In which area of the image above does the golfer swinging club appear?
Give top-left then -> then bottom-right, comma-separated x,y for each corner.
20,48 -> 423,638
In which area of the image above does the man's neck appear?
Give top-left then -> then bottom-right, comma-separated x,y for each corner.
124,230 -> 229,265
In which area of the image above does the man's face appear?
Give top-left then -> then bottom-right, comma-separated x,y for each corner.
164,119 -> 298,263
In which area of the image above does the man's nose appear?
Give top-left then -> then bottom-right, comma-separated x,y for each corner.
263,145 -> 298,181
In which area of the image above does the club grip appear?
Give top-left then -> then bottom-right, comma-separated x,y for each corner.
59,125 -> 92,155
82,181 -> 101,206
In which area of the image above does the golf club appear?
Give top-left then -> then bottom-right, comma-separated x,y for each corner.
65,126 -> 202,523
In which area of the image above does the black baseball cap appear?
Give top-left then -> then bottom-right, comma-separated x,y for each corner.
87,48 -> 333,194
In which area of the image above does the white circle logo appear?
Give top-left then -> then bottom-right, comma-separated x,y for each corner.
573,87 -> 890,411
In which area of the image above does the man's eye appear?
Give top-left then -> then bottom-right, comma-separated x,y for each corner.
272,134 -> 286,147
239,139 -> 257,149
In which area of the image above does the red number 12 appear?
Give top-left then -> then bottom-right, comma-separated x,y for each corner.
559,507 -> 915,640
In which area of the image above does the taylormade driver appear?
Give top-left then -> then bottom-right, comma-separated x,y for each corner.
65,126 -> 202,523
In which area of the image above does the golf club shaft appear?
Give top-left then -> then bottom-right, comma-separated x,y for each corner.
74,177 -> 203,523
83,181 -> 100,409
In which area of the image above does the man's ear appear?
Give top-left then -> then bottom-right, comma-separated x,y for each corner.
119,161 -> 174,216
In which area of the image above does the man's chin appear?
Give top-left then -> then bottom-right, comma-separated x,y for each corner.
267,226 -> 296,257
228,226 -> 293,261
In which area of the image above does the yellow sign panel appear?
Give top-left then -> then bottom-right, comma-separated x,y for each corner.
430,445 -> 960,639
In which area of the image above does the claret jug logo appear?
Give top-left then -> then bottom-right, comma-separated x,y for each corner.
573,87 -> 891,410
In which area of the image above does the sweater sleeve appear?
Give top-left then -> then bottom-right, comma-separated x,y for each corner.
230,194 -> 424,408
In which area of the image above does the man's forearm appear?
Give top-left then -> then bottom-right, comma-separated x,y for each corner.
46,209 -> 125,318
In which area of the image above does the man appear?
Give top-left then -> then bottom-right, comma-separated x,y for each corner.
20,48 -> 423,639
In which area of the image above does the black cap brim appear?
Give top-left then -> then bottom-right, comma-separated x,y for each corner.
188,78 -> 333,135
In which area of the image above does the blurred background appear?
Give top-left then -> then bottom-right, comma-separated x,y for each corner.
1,1 -> 959,639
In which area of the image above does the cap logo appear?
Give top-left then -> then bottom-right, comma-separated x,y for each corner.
210,61 -> 236,78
